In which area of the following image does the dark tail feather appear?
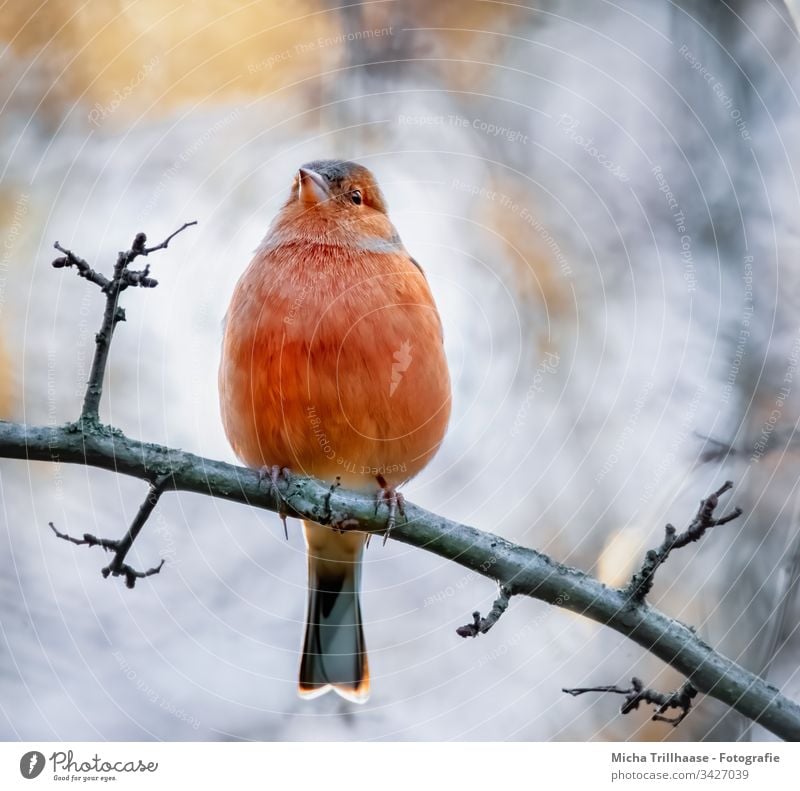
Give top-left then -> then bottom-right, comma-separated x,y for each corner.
298,558 -> 369,703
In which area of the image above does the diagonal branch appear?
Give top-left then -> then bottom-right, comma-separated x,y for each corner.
1,418 -> 798,740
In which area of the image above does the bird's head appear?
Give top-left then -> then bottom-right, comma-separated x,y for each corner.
264,158 -> 399,250
287,159 -> 388,216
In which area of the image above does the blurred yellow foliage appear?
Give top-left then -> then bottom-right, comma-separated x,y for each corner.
0,188 -> 28,419
0,0 -> 335,126
0,0 -> 527,129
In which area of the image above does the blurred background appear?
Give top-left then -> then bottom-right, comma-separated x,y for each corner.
1,0 -> 800,742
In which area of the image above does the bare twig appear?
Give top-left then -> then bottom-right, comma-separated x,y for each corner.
135,221 -> 198,256
52,223 -> 196,423
102,475 -> 170,587
456,585 -> 511,637
49,522 -> 119,551
49,476 -> 170,589
625,481 -> 742,602
52,243 -> 110,289
564,677 -> 698,727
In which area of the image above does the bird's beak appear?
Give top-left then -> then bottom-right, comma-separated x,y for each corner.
298,167 -> 330,205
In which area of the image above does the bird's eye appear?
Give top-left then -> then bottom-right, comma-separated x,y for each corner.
351,190 -> 363,205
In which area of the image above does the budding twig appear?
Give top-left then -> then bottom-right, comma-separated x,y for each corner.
52,243 -> 110,289
625,481 -> 742,602
563,677 -> 698,727
50,475 -> 170,589
52,222 -> 197,424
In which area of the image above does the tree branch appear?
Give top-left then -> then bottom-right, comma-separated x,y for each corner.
1,418 -> 798,739
2,224 -> 799,740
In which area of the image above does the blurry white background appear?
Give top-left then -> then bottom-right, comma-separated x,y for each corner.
1,0 -> 800,741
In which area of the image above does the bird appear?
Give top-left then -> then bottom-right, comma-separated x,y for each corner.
218,159 -> 451,703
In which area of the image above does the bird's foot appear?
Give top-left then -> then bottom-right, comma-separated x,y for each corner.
259,465 -> 291,539
325,477 -> 343,531
375,475 -> 405,545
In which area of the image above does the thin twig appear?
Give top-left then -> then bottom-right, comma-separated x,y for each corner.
102,475 -> 170,584
138,221 -> 198,256
625,481 -> 742,602
456,585 -> 511,637
563,677 -> 698,727
50,476 -> 170,589
52,243 -> 110,289
49,522 -> 118,551
104,557 -> 166,590
52,223 -> 196,423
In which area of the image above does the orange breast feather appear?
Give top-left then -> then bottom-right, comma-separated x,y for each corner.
220,240 -> 451,491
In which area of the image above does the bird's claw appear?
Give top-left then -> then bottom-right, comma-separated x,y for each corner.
375,475 -> 405,545
259,465 -> 291,539
325,478 -> 342,531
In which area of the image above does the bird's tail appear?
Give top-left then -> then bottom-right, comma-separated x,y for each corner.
299,521 -> 369,703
